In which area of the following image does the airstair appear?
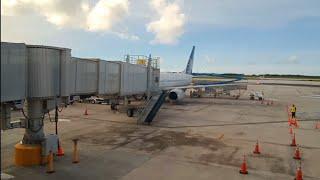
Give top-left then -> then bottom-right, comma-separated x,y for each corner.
137,91 -> 167,124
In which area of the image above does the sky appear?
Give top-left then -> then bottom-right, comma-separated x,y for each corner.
1,0 -> 320,75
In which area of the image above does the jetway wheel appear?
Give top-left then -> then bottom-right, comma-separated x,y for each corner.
111,103 -> 118,110
127,108 -> 134,117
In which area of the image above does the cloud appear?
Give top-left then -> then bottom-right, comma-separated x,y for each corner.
159,57 -> 165,64
1,0 -> 88,28
146,0 -> 186,44
87,0 -> 129,32
286,55 -> 299,64
204,55 -> 215,63
112,31 -> 140,41
1,0 -> 136,39
275,55 -> 299,64
185,0 -> 320,28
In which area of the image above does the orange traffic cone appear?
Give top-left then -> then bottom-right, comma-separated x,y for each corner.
253,140 -> 261,154
291,133 -> 297,147
315,121 -> 320,129
57,141 -> 64,156
294,165 -> 303,180
239,155 -> 248,174
289,127 -> 293,135
289,118 -> 297,127
292,118 -> 299,128
293,146 -> 301,160
289,117 -> 293,126
84,107 -> 88,115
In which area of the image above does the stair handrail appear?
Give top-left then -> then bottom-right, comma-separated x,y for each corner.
136,90 -> 164,124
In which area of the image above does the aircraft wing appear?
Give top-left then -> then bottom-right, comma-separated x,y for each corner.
162,83 -> 247,91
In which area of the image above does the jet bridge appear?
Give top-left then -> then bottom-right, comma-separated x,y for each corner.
0,42 -> 160,166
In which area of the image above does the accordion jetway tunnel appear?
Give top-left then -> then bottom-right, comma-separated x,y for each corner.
1,43 -> 72,166
0,42 -> 160,166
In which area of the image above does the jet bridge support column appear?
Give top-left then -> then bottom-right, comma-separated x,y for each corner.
22,99 -> 45,144
1,104 -> 11,130
124,96 -> 129,106
15,99 -> 45,166
146,54 -> 152,100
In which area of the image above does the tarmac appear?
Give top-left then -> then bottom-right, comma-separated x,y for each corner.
1,82 -> 320,180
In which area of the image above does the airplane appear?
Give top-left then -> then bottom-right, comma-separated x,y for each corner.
159,46 -> 194,101
159,46 -> 243,101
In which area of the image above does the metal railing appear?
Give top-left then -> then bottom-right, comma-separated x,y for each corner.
124,54 -> 160,69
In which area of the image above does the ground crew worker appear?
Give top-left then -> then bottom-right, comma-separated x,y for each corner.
291,104 -> 297,118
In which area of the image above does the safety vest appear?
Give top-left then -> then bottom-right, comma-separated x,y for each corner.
291,106 -> 296,113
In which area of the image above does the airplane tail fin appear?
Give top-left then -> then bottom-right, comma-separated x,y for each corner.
183,46 -> 195,75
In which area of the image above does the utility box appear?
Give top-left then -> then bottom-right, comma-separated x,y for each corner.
1,42 -> 27,102
27,45 -> 71,98
42,134 -> 58,156
136,59 -> 146,65
98,60 -> 120,95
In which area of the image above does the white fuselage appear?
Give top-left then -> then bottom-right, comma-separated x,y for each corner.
159,72 -> 193,88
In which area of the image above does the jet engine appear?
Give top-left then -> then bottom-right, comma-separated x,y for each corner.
168,89 -> 185,101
